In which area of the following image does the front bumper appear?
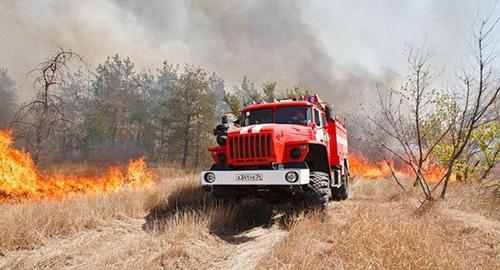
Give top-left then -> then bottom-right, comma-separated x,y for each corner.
200,169 -> 310,185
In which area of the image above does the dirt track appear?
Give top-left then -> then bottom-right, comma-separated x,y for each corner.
442,208 -> 500,236
0,214 -> 289,269
209,227 -> 288,270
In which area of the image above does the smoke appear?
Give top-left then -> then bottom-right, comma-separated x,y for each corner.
114,0 -> 379,108
0,0 -> 497,107
0,0 -> 377,107
0,0 -> 191,100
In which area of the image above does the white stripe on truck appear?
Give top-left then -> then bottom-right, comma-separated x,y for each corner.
240,126 -> 251,134
239,124 -> 271,134
336,135 -> 348,147
251,124 -> 271,133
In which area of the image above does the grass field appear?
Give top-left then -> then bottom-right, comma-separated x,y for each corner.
0,164 -> 498,269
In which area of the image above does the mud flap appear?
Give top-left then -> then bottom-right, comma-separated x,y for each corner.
330,168 -> 341,188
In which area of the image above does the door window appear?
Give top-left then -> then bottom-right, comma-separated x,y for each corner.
314,109 -> 321,127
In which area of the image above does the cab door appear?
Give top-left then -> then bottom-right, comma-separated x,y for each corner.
313,107 -> 330,148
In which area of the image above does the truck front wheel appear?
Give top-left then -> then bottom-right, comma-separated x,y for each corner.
305,171 -> 330,214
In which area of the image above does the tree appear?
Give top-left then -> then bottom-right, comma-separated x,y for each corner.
86,55 -> 136,145
0,68 -> 17,128
262,81 -> 277,102
11,49 -> 84,164
223,76 -> 259,116
209,73 -> 228,117
234,76 -> 260,106
283,84 -> 311,99
155,61 -> 179,160
128,71 -> 159,158
58,69 -> 91,160
223,92 -> 242,115
438,16 -> 500,198
364,47 -> 450,201
163,64 -> 215,167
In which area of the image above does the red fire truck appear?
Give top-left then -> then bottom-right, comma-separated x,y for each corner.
201,96 -> 349,212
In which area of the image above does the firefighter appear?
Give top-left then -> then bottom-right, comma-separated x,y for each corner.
214,115 -> 229,146
292,109 -> 307,124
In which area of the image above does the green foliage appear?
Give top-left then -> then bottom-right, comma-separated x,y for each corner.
86,55 -> 137,142
222,80 -> 316,118
283,85 -> 311,99
7,51 -> 325,168
431,89 -> 499,181
471,121 -> 500,176
162,64 -> 216,166
223,76 -> 260,115
223,92 -> 241,115
234,76 -> 260,106
262,81 -> 277,102
209,73 -> 228,117
42,55 -> 227,166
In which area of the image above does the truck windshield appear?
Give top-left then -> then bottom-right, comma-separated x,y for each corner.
242,108 -> 273,126
276,106 -> 311,125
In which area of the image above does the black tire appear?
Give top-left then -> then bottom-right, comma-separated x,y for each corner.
331,167 -> 349,201
305,171 -> 330,214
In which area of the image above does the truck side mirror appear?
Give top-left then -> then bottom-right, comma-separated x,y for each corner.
233,118 -> 241,127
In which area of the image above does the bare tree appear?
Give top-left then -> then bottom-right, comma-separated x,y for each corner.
363,47 -> 451,201
438,15 -> 500,199
10,49 -> 84,164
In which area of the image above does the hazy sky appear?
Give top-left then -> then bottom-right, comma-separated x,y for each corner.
0,0 -> 498,104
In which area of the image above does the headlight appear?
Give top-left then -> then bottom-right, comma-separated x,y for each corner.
290,148 -> 301,159
204,172 -> 216,183
285,171 -> 299,183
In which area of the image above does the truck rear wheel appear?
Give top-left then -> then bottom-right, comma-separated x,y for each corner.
331,167 -> 349,201
305,171 -> 330,214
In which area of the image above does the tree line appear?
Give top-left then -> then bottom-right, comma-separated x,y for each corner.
0,53 -> 310,168
1,54 -> 233,167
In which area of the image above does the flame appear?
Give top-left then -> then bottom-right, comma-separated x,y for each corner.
0,129 -> 154,203
349,155 -> 392,179
349,154 -> 452,183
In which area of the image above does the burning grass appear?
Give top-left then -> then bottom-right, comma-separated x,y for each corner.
349,153 -> 454,183
0,129 -> 154,203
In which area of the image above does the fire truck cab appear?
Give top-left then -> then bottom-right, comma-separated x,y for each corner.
201,96 -> 349,211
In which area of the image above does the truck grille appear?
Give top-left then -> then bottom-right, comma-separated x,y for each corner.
228,134 -> 272,161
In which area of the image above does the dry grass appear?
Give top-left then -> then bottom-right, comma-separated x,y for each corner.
0,165 -> 191,254
258,178 -> 500,269
0,165 -> 498,269
0,164 -> 283,269
445,181 -> 500,221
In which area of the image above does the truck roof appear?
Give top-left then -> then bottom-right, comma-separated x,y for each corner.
242,100 -> 322,111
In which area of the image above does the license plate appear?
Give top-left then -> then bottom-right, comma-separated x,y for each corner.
235,174 -> 263,181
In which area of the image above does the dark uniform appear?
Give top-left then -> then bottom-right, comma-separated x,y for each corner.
214,115 -> 229,146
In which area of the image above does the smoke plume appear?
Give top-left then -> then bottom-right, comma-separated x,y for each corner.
1,0 -> 496,107
0,0 -> 376,107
